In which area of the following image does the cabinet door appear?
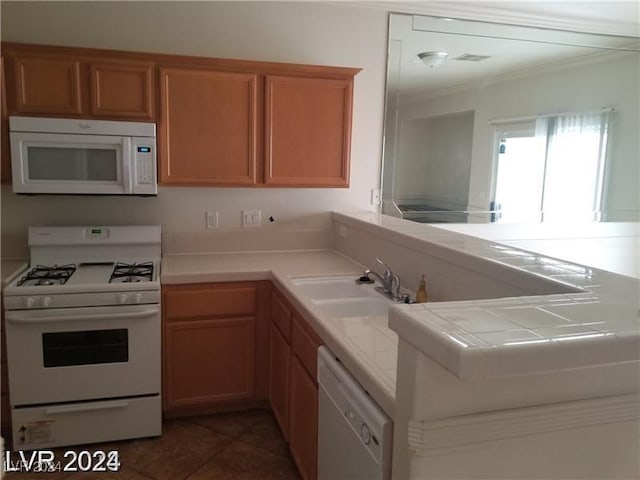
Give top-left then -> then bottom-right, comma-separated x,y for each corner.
289,355 -> 318,480
269,321 -> 291,439
90,61 -> 154,119
164,317 -> 256,409
1,56 -> 10,184
271,290 -> 292,342
13,56 -> 82,115
1,308 -> 11,441
265,75 -> 352,187
159,67 -> 258,185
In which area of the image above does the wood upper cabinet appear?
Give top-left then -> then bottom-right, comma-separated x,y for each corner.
2,42 -> 359,188
1,56 -> 11,184
13,55 -> 82,115
162,282 -> 270,413
90,61 -> 154,119
3,44 -> 155,121
265,75 -> 353,187
159,67 -> 258,185
159,62 -> 358,188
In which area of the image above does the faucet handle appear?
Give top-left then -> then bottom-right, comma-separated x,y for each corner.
375,257 -> 392,278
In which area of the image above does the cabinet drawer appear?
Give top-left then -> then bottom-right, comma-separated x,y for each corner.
292,315 -> 322,380
271,290 -> 292,342
164,284 -> 257,320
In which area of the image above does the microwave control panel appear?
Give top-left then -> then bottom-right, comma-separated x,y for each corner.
134,144 -> 155,185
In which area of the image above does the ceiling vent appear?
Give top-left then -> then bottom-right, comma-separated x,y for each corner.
453,54 -> 492,62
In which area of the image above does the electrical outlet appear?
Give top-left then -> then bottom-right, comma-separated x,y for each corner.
371,188 -> 381,205
206,211 -> 219,229
242,210 -> 261,228
338,225 -> 348,237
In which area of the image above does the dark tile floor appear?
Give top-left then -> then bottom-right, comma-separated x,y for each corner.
4,409 -> 301,479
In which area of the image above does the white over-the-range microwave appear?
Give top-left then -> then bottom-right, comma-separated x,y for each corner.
9,116 -> 157,195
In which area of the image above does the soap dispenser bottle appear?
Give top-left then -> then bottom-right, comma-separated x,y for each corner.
416,274 -> 428,303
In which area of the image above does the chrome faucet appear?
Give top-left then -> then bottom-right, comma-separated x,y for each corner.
362,258 -> 402,301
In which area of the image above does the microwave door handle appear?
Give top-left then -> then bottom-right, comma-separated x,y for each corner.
122,137 -> 132,194
5,307 -> 160,324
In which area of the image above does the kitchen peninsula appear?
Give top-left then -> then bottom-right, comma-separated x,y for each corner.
161,211 -> 640,479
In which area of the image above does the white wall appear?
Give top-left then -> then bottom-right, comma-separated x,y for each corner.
0,1 -> 388,256
396,111 -> 474,208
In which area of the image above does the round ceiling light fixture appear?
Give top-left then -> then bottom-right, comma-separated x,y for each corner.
418,51 -> 449,69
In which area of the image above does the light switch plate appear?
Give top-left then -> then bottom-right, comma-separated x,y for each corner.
371,189 -> 381,205
242,210 -> 261,228
206,211 -> 219,229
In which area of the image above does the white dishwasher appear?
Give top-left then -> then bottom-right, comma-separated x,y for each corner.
317,346 -> 393,480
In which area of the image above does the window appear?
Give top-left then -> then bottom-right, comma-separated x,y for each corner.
492,111 -> 610,223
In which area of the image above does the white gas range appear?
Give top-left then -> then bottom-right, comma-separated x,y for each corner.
3,226 -> 162,450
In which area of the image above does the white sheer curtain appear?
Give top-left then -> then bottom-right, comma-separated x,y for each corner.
540,112 -> 610,222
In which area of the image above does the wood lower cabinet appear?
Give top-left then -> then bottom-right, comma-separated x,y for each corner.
161,281 -> 324,478
289,354 -> 319,480
159,67 -> 258,185
268,288 -> 322,480
162,281 -> 270,414
164,316 -> 256,407
269,318 -> 291,438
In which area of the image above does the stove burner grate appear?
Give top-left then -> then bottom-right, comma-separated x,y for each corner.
109,262 -> 154,283
18,264 -> 77,286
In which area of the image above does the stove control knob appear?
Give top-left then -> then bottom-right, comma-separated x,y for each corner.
24,297 -> 35,308
42,297 -> 53,307
134,293 -> 143,304
360,423 -> 371,445
118,294 -> 128,304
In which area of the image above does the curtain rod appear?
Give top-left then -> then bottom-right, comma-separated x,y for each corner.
490,107 -> 615,125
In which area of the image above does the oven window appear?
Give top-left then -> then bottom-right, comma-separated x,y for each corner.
42,329 -> 128,367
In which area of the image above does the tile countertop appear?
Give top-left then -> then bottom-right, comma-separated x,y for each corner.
1,258 -> 28,290
162,250 -> 399,417
163,214 -> 640,414
336,212 -> 640,383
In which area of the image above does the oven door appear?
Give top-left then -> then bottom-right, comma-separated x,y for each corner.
4,304 -> 160,406
10,132 -> 131,194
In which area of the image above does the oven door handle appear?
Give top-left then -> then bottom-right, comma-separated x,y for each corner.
45,400 -> 129,416
5,307 -> 160,324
